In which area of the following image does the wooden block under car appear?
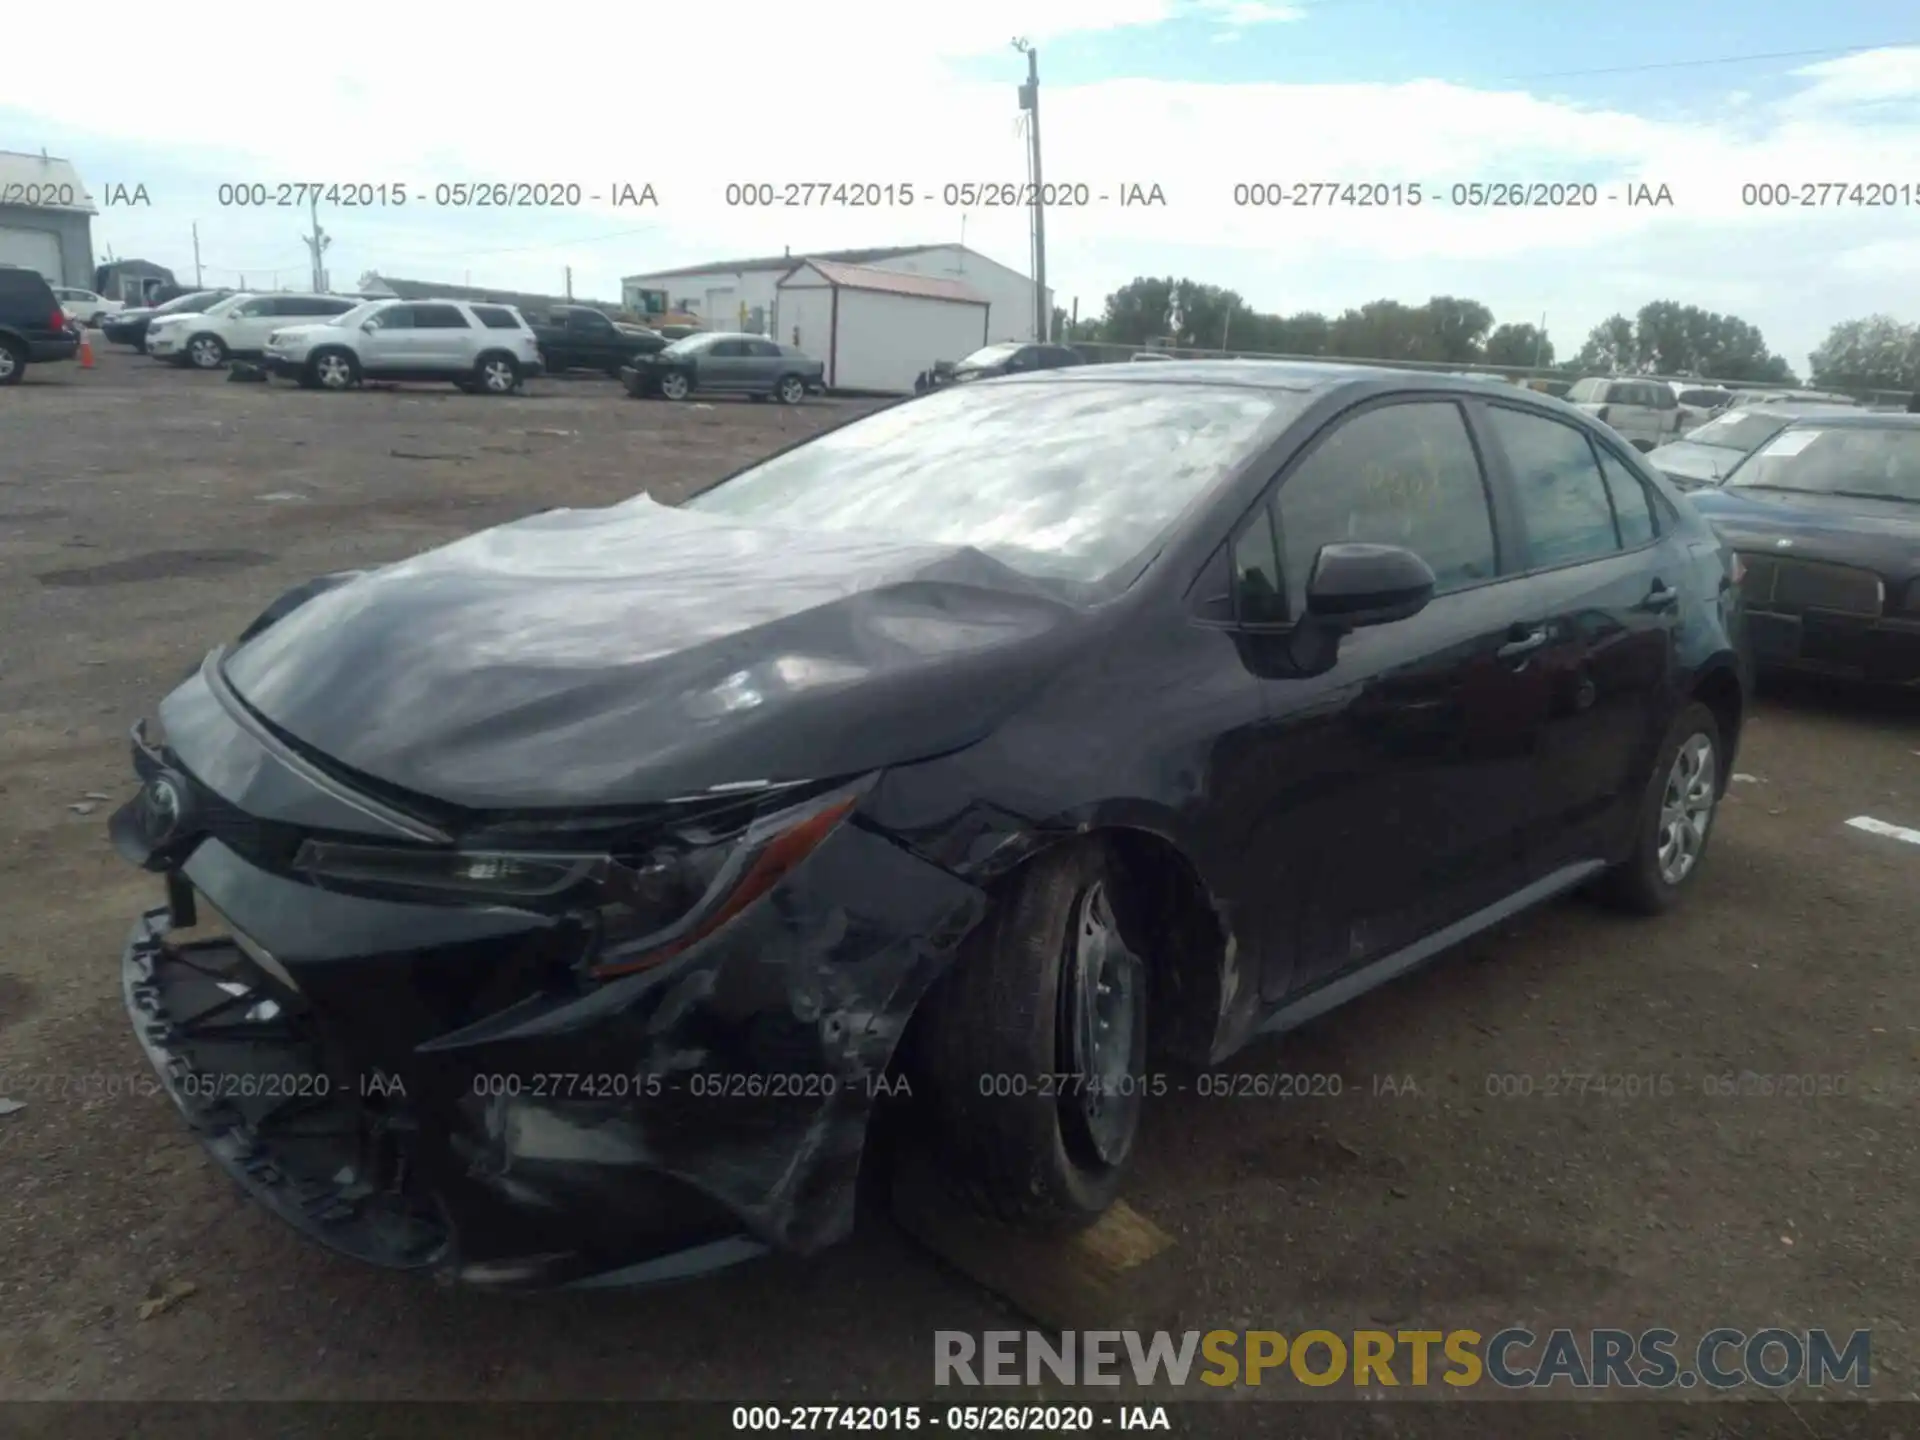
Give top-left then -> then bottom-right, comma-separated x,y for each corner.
890,1142 -> 1184,1332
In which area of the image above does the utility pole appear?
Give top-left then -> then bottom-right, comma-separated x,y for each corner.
1014,39 -> 1047,343
1533,312 -> 1547,369
565,266 -> 574,300
302,195 -> 330,292
191,223 -> 203,288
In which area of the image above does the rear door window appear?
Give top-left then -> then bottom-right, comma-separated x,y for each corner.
412,304 -> 471,329
1594,446 -> 1658,547
1487,406 -> 1623,568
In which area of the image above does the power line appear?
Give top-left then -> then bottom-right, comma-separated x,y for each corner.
1499,39 -> 1918,82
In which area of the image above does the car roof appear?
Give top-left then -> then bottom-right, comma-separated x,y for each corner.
1775,412 -> 1920,431
1000,357 -> 1539,397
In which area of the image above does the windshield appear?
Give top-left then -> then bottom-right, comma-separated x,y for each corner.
326,301 -> 385,327
1728,425 -> 1920,502
1567,378 -> 1609,402
663,334 -> 715,357
957,343 -> 1022,369
1676,410 -> 1792,454
154,291 -> 223,315
681,381 -> 1299,583
198,294 -> 250,319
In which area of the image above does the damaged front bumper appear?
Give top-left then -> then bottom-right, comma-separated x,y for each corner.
111,674 -> 989,1289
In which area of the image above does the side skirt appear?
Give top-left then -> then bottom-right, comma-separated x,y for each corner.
1251,860 -> 1608,1043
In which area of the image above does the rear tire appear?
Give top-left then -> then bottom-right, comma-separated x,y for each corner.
474,353 -> 520,395
775,373 -> 806,405
0,339 -> 24,385
1598,701 -> 1722,915
918,840 -> 1147,1232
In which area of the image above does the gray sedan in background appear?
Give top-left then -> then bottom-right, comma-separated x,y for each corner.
621,332 -> 825,404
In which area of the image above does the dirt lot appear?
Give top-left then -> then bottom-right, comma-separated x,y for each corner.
1,350 -> 1917,1409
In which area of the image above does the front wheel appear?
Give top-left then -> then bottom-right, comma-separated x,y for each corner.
308,348 -> 360,391
919,840 -> 1148,1231
1598,701 -> 1723,914
659,371 -> 691,401
186,333 -> 228,370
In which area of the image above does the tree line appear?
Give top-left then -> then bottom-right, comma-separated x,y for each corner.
1057,276 -> 1920,391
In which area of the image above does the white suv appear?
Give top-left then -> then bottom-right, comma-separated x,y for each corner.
53,287 -> 124,327
1566,376 -> 1684,451
262,298 -> 545,394
148,292 -> 362,369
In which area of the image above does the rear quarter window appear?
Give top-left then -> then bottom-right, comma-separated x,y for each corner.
471,305 -> 525,330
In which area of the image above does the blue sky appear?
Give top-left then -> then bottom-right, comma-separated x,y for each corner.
6,0 -> 1918,373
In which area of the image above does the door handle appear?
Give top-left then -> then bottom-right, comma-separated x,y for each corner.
1497,627 -> 1550,662
1642,581 -> 1680,612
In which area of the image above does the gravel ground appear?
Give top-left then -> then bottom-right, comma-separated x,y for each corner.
1,350 -> 1916,1411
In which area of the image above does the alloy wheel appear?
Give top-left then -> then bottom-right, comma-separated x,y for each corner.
0,347 -> 17,382
314,354 -> 353,390
661,373 -> 689,400
1657,733 -> 1716,885
480,358 -> 516,393
189,337 -> 224,369
778,376 -> 804,404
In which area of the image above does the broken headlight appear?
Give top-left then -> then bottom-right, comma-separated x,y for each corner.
292,775 -> 875,978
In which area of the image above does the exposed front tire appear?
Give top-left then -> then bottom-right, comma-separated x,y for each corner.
1598,701 -> 1723,915
186,333 -> 229,370
659,371 -> 691,401
775,373 -> 806,405
474,353 -> 520,395
308,348 -> 360,391
0,339 -> 25,385
919,840 -> 1148,1232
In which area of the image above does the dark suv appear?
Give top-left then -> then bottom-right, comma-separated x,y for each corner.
0,266 -> 80,384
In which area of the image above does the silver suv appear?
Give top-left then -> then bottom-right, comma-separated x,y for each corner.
262,298 -> 545,394
1567,376 -> 1684,451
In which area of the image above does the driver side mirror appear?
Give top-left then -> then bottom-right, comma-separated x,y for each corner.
361,321 -> 379,332
1305,543 -> 1435,628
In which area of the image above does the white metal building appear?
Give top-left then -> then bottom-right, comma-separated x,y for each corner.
0,152 -> 96,286
621,243 -> 1048,349
777,261 -> 990,393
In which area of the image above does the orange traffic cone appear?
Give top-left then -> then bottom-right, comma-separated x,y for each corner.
79,330 -> 94,369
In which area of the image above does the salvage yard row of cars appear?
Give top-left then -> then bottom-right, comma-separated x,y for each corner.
101,343 -> 1920,1294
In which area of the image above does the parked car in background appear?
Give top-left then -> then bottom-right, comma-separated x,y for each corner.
103,290 -> 236,353
1668,382 -> 1736,433
531,305 -> 667,376
54,286 -> 125,327
262,298 -> 544,394
1131,351 -> 1177,362
1567,376 -> 1684,451
620,332 -> 822,403
149,293 -> 364,369
1733,389 -> 1861,408
106,360 -> 1745,1289
654,323 -> 702,340
940,341 -> 1085,386
1645,404 -> 1858,490
0,266 -> 80,384
1689,414 -> 1920,686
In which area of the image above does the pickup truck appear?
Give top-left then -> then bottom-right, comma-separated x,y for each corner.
531,305 -> 667,375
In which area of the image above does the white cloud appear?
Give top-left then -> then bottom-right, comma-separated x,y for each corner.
6,6 -> 1917,373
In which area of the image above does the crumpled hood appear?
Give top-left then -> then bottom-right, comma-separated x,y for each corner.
220,496 -> 1085,811
1689,486 -> 1920,584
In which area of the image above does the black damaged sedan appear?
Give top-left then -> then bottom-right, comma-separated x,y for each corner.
111,362 -> 1749,1288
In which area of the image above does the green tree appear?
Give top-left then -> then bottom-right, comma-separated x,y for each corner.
1095,277 -> 1177,346
1809,315 -> 1920,391
1422,296 -> 1496,363
1573,314 -> 1639,373
1328,300 -> 1432,361
1485,322 -> 1553,368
